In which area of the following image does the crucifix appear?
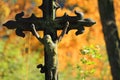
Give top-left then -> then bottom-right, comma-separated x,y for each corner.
3,0 -> 95,80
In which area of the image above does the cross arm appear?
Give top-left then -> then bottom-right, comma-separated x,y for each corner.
3,11 -> 96,37
3,12 -> 46,37
54,12 -> 96,35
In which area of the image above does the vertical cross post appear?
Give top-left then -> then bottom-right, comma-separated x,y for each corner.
3,0 -> 96,80
40,0 -> 58,80
41,0 -> 56,20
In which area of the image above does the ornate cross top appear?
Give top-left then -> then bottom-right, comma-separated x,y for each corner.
3,0 -> 95,40
3,0 -> 96,80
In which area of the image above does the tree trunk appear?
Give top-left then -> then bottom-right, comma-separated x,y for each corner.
98,0 -> 120,80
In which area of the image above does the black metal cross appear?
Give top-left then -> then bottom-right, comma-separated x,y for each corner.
3,0 -> 95,80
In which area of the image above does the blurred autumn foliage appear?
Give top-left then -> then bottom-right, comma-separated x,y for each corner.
0,0 -> 120,80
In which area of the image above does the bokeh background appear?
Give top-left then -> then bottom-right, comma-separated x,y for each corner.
0,0 -> 120,80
